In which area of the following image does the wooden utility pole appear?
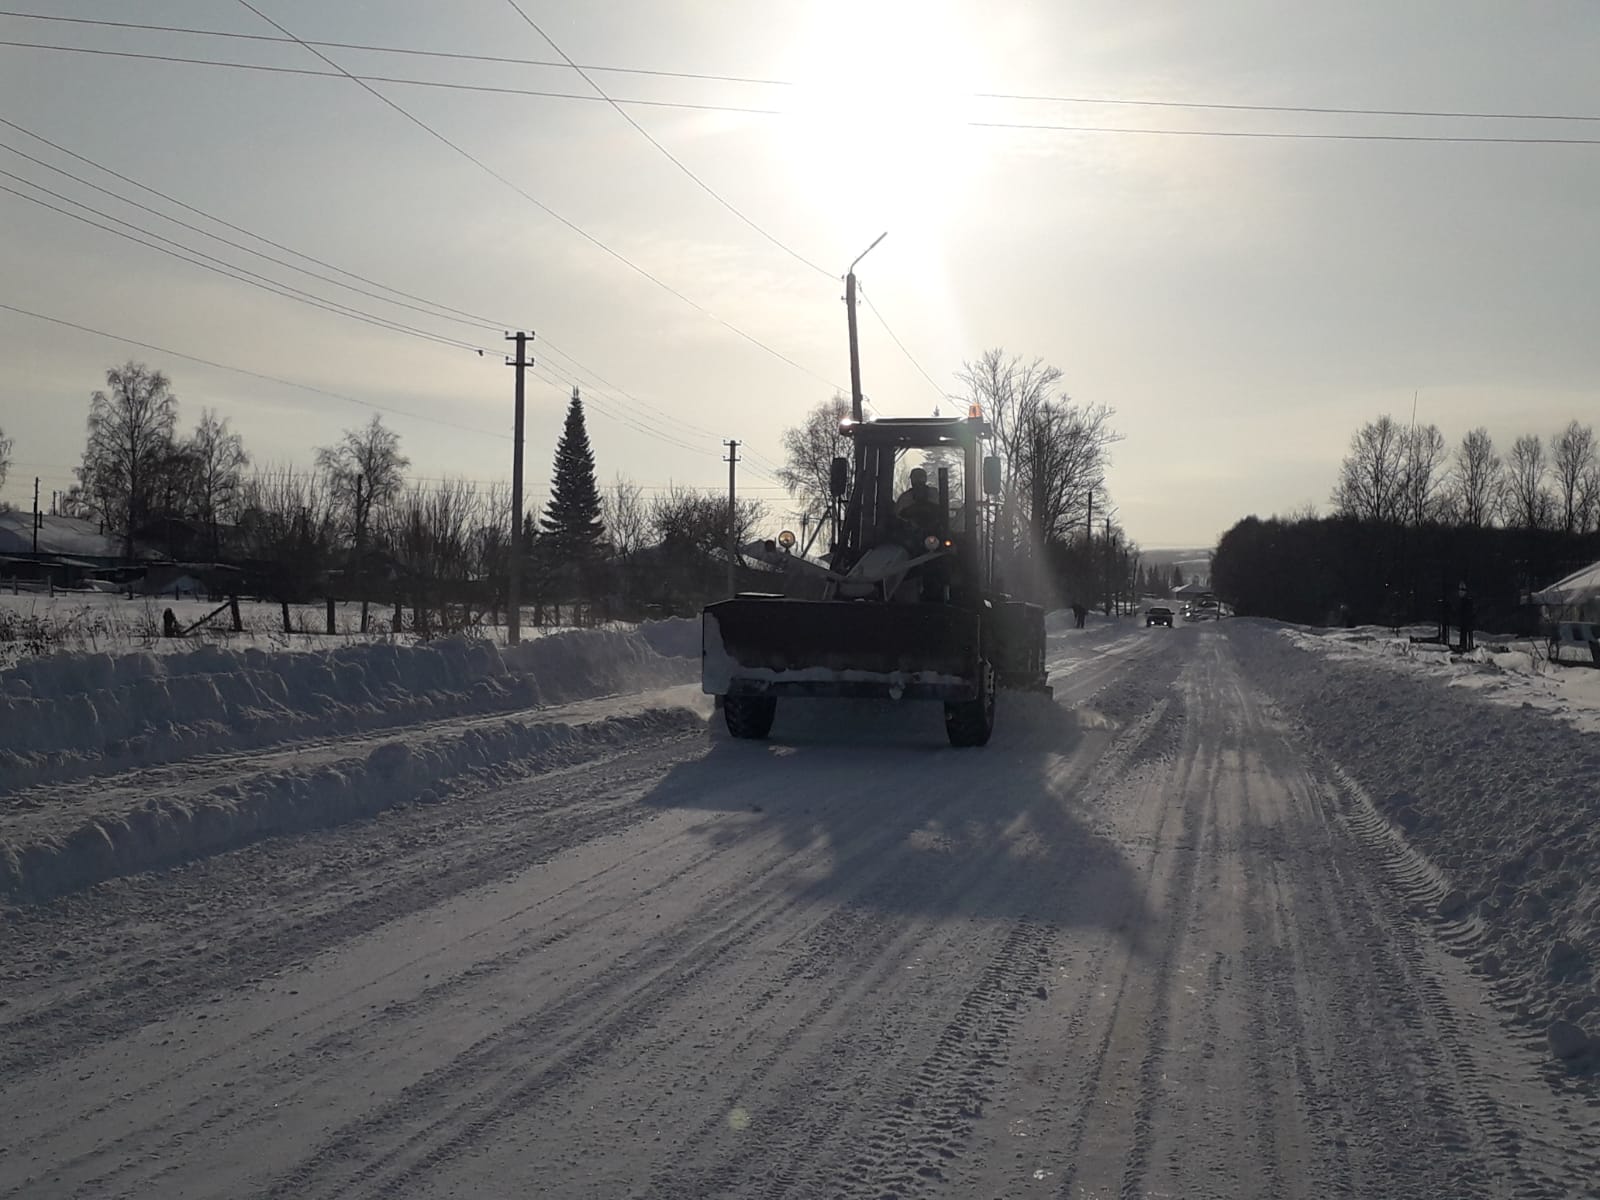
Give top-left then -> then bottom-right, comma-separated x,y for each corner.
840,232 -> 886,560
355,473 -> 369,633
32,477 -> 40,554
506,331 -> 533,644
1104,515 -> 1114,616
724,439 -> 740,596
1085,489 -> 1093,607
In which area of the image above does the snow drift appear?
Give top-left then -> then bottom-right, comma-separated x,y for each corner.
0,706 -> 704,904
0,618 -> 703,902
1230,619 -> 1600,1069
0,619 -> 699,791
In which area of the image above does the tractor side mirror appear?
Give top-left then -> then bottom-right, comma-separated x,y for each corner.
829,456 -> 849,498
982,455 -> 1003,496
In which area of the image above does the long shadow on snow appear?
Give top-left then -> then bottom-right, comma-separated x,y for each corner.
641,692 -> 1152,941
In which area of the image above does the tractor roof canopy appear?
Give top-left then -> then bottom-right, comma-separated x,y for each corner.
841,415 -> 991,450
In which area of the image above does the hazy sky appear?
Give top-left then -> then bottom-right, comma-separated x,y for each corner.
2,1 -> 1597,547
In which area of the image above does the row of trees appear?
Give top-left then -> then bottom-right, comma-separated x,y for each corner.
20,362 -> 771,626
24,349 -> 1124,623
1333,415 -> 1600,534
1213,513 -> 1598,631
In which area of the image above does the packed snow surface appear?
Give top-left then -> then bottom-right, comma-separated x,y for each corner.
2,618 -> 1597,1199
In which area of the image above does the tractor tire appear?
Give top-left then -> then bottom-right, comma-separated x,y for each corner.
944,660 -> 996,747
723,695 -> 777,740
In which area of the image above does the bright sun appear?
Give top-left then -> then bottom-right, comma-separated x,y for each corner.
781,1 -> 982,241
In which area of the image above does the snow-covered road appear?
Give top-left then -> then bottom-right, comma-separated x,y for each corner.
3,624 -> 1596,1198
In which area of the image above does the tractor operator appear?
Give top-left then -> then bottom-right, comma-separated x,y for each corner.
895,467 -> 946,540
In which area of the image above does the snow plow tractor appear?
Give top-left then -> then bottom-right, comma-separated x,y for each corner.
702,410 -> 1050,747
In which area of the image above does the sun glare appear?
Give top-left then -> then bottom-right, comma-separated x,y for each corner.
782,2 -> 982,241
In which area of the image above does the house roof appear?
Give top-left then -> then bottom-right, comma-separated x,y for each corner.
1530,560 -> 1600,607
0,512 -> 174,561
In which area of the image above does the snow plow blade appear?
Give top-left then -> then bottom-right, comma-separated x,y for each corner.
703,598 -> 981,700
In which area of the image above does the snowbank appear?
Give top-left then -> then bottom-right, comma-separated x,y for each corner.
1230,620 -> 1600,1069
1278,623 -> 1600,735
0,705 -> 704,904
0,626 -> 697,792
636,616 -> 700,660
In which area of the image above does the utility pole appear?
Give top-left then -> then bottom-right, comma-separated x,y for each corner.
1084,489 -> 1093,606
32,477 -> 40,554
1104,515 -> 1113,616
841,232 -> 887,559
506,331 -> 533,645
724,439 -> 740,596
355,473 -> 368,633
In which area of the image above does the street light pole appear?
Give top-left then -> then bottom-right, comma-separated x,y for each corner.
840,232 -> 887,563
845,231 -> 887,428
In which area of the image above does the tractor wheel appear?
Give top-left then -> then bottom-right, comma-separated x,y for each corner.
723,695 -> 777,740
944,660 -> 996,747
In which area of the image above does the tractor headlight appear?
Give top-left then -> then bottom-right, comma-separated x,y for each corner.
777,529 -> 796,550
923,534 -> 941,552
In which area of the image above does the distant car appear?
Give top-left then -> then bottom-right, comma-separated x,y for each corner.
1146,606 -> 1174,627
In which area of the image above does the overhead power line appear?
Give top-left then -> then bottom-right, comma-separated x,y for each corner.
0,301 -> 508,438
229,2 -> 841,389
0,114 -> 775,463
6,13 -> 1600,125
10,35 -> 1600,147
0,175 -> 492,353
0,139 -> 504,336
859,286 -> 947,405
0,40 -> 782,115
0,11 -> 794,87
965,120 -> 1600,146
499,0 -> 831,279
0,115 -> 507,331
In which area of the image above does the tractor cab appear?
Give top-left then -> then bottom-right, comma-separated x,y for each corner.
702,408 -> 1049,747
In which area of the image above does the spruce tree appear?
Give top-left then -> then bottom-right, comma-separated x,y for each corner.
541,387 -> 607,563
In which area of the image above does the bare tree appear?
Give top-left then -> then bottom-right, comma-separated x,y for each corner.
77,361 -> 179,556
469,481 -> 511,611
958,349 -> 1118,599
776,394 -> 853,517
1445,427 -> 1501,528
1017,398 -> 1119,545
1398,423 -> 1447,526
316,414 -> 409,548
1580,465 -> 1600,535
0,425 -> 11,493
1331,415 -> 1406,523
383,478 -> 482,634
1550,420 -> 1596,534
651,486 -> 767,554
235,465 -> 337,619
185,408 -> 249,557
602,475 -> 650,560
1503,434 -> 1554,529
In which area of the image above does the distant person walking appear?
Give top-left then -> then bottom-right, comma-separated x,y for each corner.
1071,602 -> 1088,629
1457,590 -> 1476,653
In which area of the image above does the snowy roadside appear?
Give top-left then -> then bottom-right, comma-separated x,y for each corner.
1280,621 -> 1600,735
1,620 -> 704,903
1229,619 -> 1600,1069
0,698 -> 705,904
1,620 -> 700,791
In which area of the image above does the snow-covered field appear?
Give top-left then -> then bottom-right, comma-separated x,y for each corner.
2,617 -> 1597,1197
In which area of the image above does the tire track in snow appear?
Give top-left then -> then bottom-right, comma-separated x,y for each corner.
1224,633 -> 1593,1198
0,736 -> 698,1085
250,753 -> 1024,1199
